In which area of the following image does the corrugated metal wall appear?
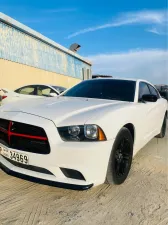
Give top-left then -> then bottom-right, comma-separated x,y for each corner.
0,21 -> 90,79
0,59 -> 81,89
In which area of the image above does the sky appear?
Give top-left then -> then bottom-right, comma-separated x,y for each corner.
0,0 -> 168,84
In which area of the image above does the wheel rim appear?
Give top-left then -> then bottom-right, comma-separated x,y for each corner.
114,138 -> 131,178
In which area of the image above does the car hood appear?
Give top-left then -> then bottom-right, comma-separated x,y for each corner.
0,96 -> 129,126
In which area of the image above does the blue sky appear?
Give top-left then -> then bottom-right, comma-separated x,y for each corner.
0,0 -> 168,84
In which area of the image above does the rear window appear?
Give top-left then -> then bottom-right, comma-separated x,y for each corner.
63,79 -> 136,102
15,86 -> 35,95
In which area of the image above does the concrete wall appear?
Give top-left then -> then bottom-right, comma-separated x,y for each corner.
0,59 -> 81,90
0,13 -> 91,89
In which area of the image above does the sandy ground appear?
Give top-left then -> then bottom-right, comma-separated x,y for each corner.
0,127 -> 167,225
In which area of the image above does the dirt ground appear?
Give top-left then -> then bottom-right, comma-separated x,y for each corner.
0,126 -> 167,225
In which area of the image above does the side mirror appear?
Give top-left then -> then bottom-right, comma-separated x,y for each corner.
49,93 -> 57,97
142,94 -> 158,102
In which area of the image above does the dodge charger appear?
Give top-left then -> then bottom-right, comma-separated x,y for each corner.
0,78 -> 167,190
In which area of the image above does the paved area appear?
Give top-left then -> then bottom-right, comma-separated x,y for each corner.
0,127 -> 167,225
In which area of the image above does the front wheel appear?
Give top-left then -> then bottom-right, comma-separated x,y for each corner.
106,127 -> 133,185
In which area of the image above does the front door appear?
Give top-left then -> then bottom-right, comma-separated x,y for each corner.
138,82 -> 157,142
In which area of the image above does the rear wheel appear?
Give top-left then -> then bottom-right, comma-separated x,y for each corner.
106,128 -> 133,185
156,114 -> 167,138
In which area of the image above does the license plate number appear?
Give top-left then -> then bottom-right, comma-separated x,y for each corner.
0,146 -> 29,165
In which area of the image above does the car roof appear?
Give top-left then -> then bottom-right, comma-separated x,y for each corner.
50,85 -> 66,88
15,84 -> 65,88
90,77 -> 153,84
15,84 -> 63,90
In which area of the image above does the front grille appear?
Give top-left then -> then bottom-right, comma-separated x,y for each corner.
11,122 -> 47,137
0,119 -> 50,154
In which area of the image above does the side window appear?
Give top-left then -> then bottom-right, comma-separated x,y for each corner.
37,86 -> 56,97
138,82 -> 150,101
148,85 -> 160,98
17,86 -> 35,95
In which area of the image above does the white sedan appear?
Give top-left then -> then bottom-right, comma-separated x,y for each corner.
0,78 -> 167,190
1,84 -> 66,105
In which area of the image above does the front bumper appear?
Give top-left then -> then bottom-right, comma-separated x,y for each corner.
0,160 -> 93,190
0,112 -> 114,189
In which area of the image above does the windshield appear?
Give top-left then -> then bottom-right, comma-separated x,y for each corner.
63,79 -> 136,102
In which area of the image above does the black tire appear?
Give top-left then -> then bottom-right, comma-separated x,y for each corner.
106,127 -> 133,185
156,114 -> 167,138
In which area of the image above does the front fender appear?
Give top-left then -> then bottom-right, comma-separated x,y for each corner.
85,104 -> 139,141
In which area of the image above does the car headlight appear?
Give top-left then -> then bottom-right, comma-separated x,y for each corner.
58,125 -> 106,142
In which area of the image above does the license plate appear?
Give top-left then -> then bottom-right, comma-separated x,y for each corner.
0,146 -> 29,165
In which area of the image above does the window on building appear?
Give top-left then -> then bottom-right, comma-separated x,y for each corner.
87,69 -> 91,80
82,68 -> 91,80
82,68 -> 86,80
